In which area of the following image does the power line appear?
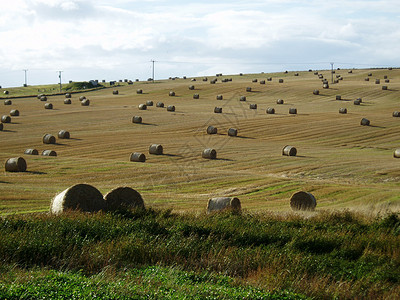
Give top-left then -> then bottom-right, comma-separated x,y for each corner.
57,71 -> 63,92
23,69 -> 28,86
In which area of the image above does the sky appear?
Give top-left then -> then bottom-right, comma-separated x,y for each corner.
0,0 -> 399,87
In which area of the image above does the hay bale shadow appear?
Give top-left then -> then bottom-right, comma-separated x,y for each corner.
26,171 -> 47,175
141,123 -> 158,126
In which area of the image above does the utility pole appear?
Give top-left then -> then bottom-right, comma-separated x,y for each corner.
330,62 -> 334,84
150,59 -> 155,82
58,71 -> 63,92
23,69 -> 28,87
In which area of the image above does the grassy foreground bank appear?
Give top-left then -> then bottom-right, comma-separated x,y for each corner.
0,209 -> 399,299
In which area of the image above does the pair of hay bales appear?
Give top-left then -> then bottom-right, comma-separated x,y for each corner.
43,131 -> 70,144
50,185 -> 145,214
24,149 -> 57,156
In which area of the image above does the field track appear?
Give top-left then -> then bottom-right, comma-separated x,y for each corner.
1,69 -> 400,214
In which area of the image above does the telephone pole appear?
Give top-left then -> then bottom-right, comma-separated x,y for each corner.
58,71 -> 63,92
330,62 -> 334,84
23,69 -> 28,87
150,59 -> 155,82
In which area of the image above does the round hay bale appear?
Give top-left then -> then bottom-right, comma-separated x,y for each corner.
289,108 -> 297,114
384,75 -> 388,79
136,89 -> 143,94
360,118 -> 370,126
193,93 -> 200,99
43,133 -> 56,144
252,79 -> 258,83
240,96 -> 246,101
207,126 -> 217,134
339,108 -> 347,114
216,95 -> 223,100
189,85 -> 195,90
336,95 -> 341,100
290,191 -> 316,211
169,91 -> 175,96
81,99 -> 90,106
203,77 -> 208,81
375,79 -> 380,84
266,107 -> 275,114
191,78 -> 196,81
348,70 -> 353,73
1,115 -> 11,123
24,149 -> 39,155
276,99 -> 284,104
4,90 -> 9,95
146,100 -> 154,106
202,148 -> 216,159
40,96 -> 47,101
228,128 -> 238,137
149,144 -> 163,155
65,93 -> 71,98
267,77 -> 272,81
246,87 -> 252,92
260,80 -> 266,84
364,77 -> 369,81
50,183 -> 105,214
249,104 -> 257,109
42,150 -> 57,156
294,73 -> 299,76
58,130 -> 70,139
130,152 -> 146,162
210,79 -> 217,84
214,107 -> 222,113
138,104 -> 147,110
64,99 -> 71,104
44,103 -> 53,109
393,111 -> 400,117
394,149 -> 400,158
354,99 -> 361,105
282,145 -> 297,156
356,97 -> 362,103
0,123 -> 3,131
167,105 -> 175,112
10,109 -> 19,116
314,72 -> 319,75
5,157 -> 27,172
113,90 -> 119,95
156,102 -> 164,108
207,197 -> 241,213
323,83 -> 329,89
385,79 -> 390,83
4,99 -> 12,105
79,96 -> 86,101
279,79 -> 284,83
132,116 -> 142,123
313,89 -> 319,95
104,187 -> 145,211
382,86 -> 388,90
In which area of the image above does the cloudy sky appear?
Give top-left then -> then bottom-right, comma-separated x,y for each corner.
0,0 -> 399,87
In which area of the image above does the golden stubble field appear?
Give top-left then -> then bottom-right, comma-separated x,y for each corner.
1,69 -> 400,214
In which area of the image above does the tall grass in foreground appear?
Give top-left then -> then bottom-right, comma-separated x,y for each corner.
0,209 -> 399,299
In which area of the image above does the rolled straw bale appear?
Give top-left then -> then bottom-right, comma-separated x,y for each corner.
228,128 -> 238,136
50,183 -> 105,214
40,96 -> 47,101
207,197 -> 241,213
313,90 -> 319,95
58,130 -> 70,139
193,93 -> 200,99
104,187 -> 145,211
314,72 -> 319,75
360,118 -> 370,126
266,107 -> 275,114
4,90 -> 9,95
382,86 -> 388,90
394,149 -> 400,158
191,78 -> 196,81
289,108 -> 297,114
81,99 -> 90,106
202,148 -> 217,159
276,99 -> 284,104
323,83 -> 329,89
252,79 -> 258,83
132,116 -> 142,123
354,99 -> 361,105
356,97 -> 362,103
385,79 -> 390,83
393,111 -> 400,117
79,96 -> 86,101
43,133 -> 56,144
384,75 -> 388,79
5,157 -> 27,172
167,105 -> 175,112
249,104 -> 257,109
4,100 -> 12,105
216,95 -> 223,100
267,77 -> 272,81
282,145 -> 297,156
169,91 -> 175,96
214,107 -> 222,113
42,150 -> 57,156
156,102 -> 164,108
137,89 -> 143,94
0,123 -> 3,131
113,90 -> 119,95
318,74 -> 324,79
138,104 -> 147,110
64,99 -> 71,104
246,87 -> 252,92
375,79 -> 380,84
203,77 -> 208,81
240,96 -> 246,101
189,85 -> 195,90
24,149 -> 39,155
210,79 -> 217,84
129,152 -> 146,162
290,191 -> 316,211
336,95 -> 341,100
348,70 -> 353,73
279,79 -> 284,83
339,108 -> 347,114
44,103 -> 53,109
207,126 -> 217,134
146,100 -> 153,106
1,115 -> 11,123
10,109 -> 19,116
149,144 -> 163,155
65,93 -> 71,98
294,73 -> 299,76
365,77 -> 370,81
260,80 -> 266,84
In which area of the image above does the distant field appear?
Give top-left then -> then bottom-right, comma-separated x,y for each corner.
1,69 -> 400,214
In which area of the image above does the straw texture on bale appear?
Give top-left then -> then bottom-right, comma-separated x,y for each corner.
394,149 -> 400,158
193,93 -> 199,99
138,104 -> 147,110
4,100 -> 12,105
79,96 -> 86,101
207,197 -> 241,213
10,109 -> 19,116
1,115 -> 11,123
149,144 -> 163,155
24,149 -> 39,155
65,93 -> 71,98
169,91 -> 175,96
216,95 -> 223,100
249,104 -> 257,109
360,118 -> 370,126
113,90 -> 119,95
137,89 -> 143,94
289,108 -> 297,114
43,133 -> 56,144
323,83 -> 329,89
339,108 -> 347,114
207,126 -> 217,134
130,152 -> 146,162
276,99 -> 284,104
64,99 -> 71,104
392,111 -> 400,117
228,128 -> 238,137
282,145 -> 297,156
156,102 -> 164,108
81,99 -> 90,106
313,90 -> 319,95
45,103 -> 53,109
246,87 -> 252,92
202,148 -> 217,159
279,79 -> 284,83
104,187 -> 145,211
214,107 -> 222,113
290,191 -> 316,211
266,107 -> 275,114
240,96 -> 246,101
132,116 -> 142,123
58,130 -> 70,139
50,183 -> 105,214
5,157 -> 27,172
167,105 -> 175,112
146,100 -> 153,106
42,150 -> 57,156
